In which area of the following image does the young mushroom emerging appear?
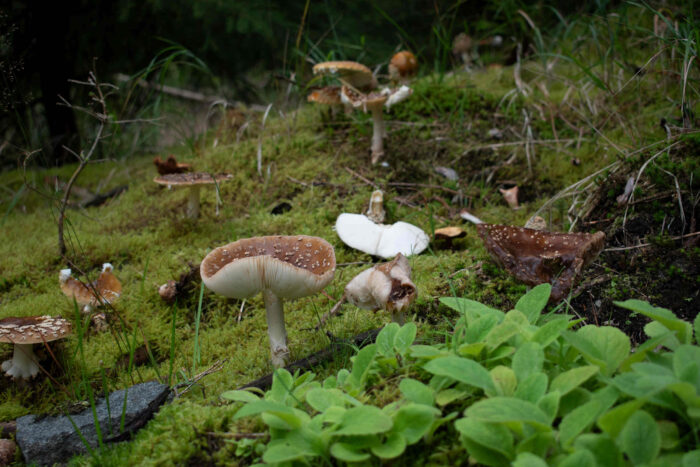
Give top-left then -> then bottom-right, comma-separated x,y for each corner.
200,235 -> 336,367
153,172 -> 232,219
477,224 -> 605,303
389,51 -> 418,83
345,254 -> 416,325
60,263 -> 121,331
0,316 -> 71,380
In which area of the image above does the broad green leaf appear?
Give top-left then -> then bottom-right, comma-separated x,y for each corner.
563,326 -> 630,376
409,345 -> 444,358
336,369 -> 349,386
658,420 -> 679,450
457,342 -> 486,357
615,299 -> 692,344
490,366 -> 517,397
485,320 -> 519,351
515,284 -> 551,324
263,443 -> 311,463
537,391 -> 559,423
683,450 -> 700,467
620,410 -> 661,465
574,434 -> 621,466
221,390 -> 260,403
559,449 -> 596,467
305,388 -> 347,412
515,432 -> 554,458
348,344 -> 378,390
318,405 -> 346,424
512,342 -> 544,382
392,404 -> 440,443
465,314 -> 501,344
673,345 -> 700,389
512,452 -> 547,467
234,400 -> 293,420
455,418 -> 514,459
597,398 -> 646,437
645,321 -> 681,349
465,397 -> 551,429
334,405 -> 393,436
559,386 -> 618,446
330,442 -> 369,462
550,366 -> 599,396
440,297 -> 503,321
461,437 -> 511,466
515,373 -> 548,403
399,378 -> 435,406
376,322 -> 400,356
394,322 -> 417,355
485,345 -> 516,362
424,356 -> 496,393
370,432 -> 406,459
261,407 -> 308,430
268,368 -> 294,403
559,388 -> 591,417
436,388 -> 469,406
620,333 -> 671,372
531,317 -> 570,347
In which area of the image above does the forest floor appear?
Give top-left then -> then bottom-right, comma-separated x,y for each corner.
0,50 -> 698,465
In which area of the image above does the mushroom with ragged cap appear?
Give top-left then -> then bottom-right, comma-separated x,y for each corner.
60,263 -> 121,331
200,235 -> 336,367
0,316 -> 71,380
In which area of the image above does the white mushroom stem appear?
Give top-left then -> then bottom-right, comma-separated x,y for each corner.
1,344 -> 39,380
370,106 -> 385,164
186,186 -> 201,219
263,289 -> 289,368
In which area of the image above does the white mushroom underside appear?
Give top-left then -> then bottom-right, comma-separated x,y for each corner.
335,213 -> 430,258
2,344 -> 39,380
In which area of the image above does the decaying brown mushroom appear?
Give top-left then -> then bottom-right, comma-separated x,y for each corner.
0,316 -> 72,380
477,224 -> 605,303
344,253 -> 416,324
366,190 -> 386,224
60,263 -> 121,331
499,186 -> 520,209
153,155 -> 192,175
154,172 -> 233,219
434,226 -> 466,248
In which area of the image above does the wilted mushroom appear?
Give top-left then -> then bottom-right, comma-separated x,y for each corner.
388,51 -> 418,83
499,186 -> 520,209
0,316 -> 72,380
313,61 -> 377,91
345,254 -> 416,324
200,235 -> 336,367
60,263 -> 121,331
366,190 -> 386,224
154,172 -> 232,219
477,224 -> 605,303
153,155 -> 192,175
336,213 -> 429,258
434,226 -> 466,248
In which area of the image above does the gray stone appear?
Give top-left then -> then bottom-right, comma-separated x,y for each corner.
16,381 -> 169,466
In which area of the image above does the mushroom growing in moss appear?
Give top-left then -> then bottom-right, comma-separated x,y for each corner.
388,51 -> 418,83
200,235 -> 336,367
154,172 -> 232,219
60,263 -> 121,331
0,316 -> 71,380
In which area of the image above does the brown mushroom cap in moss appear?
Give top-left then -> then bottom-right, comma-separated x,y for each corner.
389,51 -> 418,82
154,172 -> 232,219
0,316 -> 72,380
313,61 -> 377,91
59,263 -> 121,311
201,235 -> 336,367
477,224 -> 605,303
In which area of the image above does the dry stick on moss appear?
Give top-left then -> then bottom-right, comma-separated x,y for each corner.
57,69 -> 112,257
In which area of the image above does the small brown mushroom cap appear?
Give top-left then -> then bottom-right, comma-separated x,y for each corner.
434,226 -> 466,240
307,86 -> 342,105
389,51 -> 418,81
477,224 -> 605,303
313,61 -> 376,90
153,172 -> 233,187
60,264 -> 121,308
201,235 -> 336,300
0,316 -> 72,344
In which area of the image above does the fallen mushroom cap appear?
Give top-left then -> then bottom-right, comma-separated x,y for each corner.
434,226 -> 466,240
499,186 -> 519,209
335,213 -> 430,258
313,61 -> 376,90
200,235 -> 336,299
345,253 -> 416,314
477,224 -> 605,303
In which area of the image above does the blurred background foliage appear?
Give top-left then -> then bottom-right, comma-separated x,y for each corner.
0,0 -> 696,168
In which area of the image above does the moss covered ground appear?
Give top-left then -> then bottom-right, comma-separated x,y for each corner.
0,40 -> 698,464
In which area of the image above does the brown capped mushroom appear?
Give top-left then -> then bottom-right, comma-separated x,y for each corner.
154,172 -> 232,219
201,235 -> 336,367
477,224 -> 605,303
153,155 -> 192,175
434,226 -> 466,248
344,253 -> 416,325
60,263 -> 121,331
0,316 -> 72,380
499,186 -> 520,209
313,61 -> 377,91
388,51 -> 418,83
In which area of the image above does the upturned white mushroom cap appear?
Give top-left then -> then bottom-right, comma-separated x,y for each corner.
335,213 -> 429,258
200,236 -> 336,300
